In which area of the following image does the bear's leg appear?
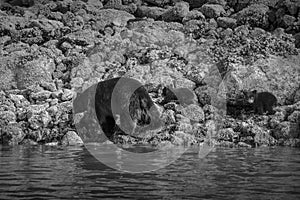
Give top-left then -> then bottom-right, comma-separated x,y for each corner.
255,103 -> 264,115
265,104 -> 275,115
101,116 -> 116,139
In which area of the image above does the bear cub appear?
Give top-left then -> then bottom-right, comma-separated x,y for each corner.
244,90 -> 277,115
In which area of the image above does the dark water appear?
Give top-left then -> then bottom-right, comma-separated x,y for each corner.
0,145 -> 300,200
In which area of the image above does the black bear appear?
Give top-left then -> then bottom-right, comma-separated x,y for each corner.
244,90 -> 277,115
94,77 -> 163,140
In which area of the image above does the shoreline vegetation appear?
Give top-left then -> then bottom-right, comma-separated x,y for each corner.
0,0 -> 300,148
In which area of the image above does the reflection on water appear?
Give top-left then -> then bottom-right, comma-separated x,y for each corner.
0,145 -> 300,199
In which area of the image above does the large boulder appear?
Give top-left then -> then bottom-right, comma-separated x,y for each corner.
90,9 -> 135,31
233,3 -> 270,29
200,4 -> 226,19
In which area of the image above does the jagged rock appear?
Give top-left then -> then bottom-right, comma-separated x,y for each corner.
233,3 -> 270,29
200,4 -> 226,18
251,125 -> 276,146
61,89 -> 75,101
207,0 -> 226,6
161,1 -> 190,22
17,57 -> 56,89
9,94 -> 30,107
46,105 -> 58,116
30,91 -> 52,101
136,6 -> 166,20
162,109 -> 176,124
20,139 -> 38,145
28,111 -> 51,130
0,111 -> 16,124
183,10 -> 205,22
238,142 -> 252,147
91,9 -> 134,31
288,110 -> 300,123
281,14 -> 296,27
272,121 -> 300,140
27,104 -> 49,115
61,131 -> 84,146
104,0 -> 137,14
184,0 -> 207,9
217,17 -> 237,28
216,128 -> 238,142
0,123 -> 25,145
181,104 -> 205,122
172,131 -> 197,145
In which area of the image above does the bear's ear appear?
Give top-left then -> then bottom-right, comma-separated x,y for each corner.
252,90 -> 257,94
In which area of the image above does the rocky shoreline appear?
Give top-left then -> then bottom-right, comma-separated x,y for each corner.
0,0 -> 299,147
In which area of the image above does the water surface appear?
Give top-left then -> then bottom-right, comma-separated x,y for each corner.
0,145 -> 299,199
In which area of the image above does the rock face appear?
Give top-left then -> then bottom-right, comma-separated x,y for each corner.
61,131 -> 84,146
0,0 -> 300,148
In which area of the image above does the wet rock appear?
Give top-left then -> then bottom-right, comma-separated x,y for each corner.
238,142 -> 252,148
254,128 -> 277,146
200,4 -> 226,18
20,139 -> 38,145
282,138 -> 300,147
272,121 -> 300,140
217,17 -> 237,28
61,131 -> 84,146
233,3 -> 270,29
45,142 -> 59,146
0,124 -> 25,146
216,128 -> 238,142
86,0 -> 103,11
181,104 -> 205,122
136,6 -> 166,20
61,89 -> 75,101
161,1 -> 190,22
162,109 -> 176,125
172,131 -> 197,145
